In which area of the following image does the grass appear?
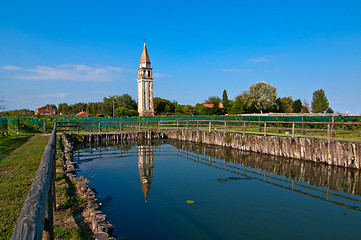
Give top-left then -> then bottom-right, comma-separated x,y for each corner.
0,135 -> 32,162
0,135 -> 49,240
54,137 -> 93,240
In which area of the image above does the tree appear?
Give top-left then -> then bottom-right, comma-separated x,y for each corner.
301,99 -> 310,113
116,94 -> 137,110
247,82 -> 277,113
102,94 -> 137,117
222,90 -> 229,104
58,103 -> 71,115
153,97 -> 175,114
276,96 -> 293,113
205,96 -> 221,106
292,99 -> 302,113
326,107 -> 334,113
114,107 -> 138,116
229,93 -> 248,114
311,89 -> 329,113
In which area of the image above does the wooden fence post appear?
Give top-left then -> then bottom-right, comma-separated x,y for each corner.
327,123 -> 331,141
243,121 -> 246,136
292,123 -> 295,138
264,122 -> 267,136
99,122 -> 101,134
186,120 -> 189,131
331,117 -> 335,137
302,117 -> 305,135
197,120 -> 199,131
224,120 -> 227,133
209,122 -> 211,132
139,121 -> 141,132
77,122 -> 79,134
258,116 -> 261,132
90,120 -> 93,132
119,121 -> 122,132
177,121 -> 179,131
43,120 -> 46,134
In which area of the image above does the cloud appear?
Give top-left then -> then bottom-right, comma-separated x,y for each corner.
153,72 -> 168,77
217,69 -> 253,73
36,92 -> 68,99
2,65 -> 24,70
248,57 -> 268,63
2,64 -> 123,82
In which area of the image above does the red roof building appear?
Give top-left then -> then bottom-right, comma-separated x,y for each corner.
76,111 -> 90,116
35,105 -> 56,116
203,103 -> 224,108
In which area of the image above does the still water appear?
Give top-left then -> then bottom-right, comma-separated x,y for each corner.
75,139 -> 361,240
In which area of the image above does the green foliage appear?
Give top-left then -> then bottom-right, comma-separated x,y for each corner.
154,97 -> 175,114
54,227 -> 91,239
114,107 -> 138,117
276,96 -> 294,113
301,99 -> 310,113
222,90 -> 229,104
326,107 -> 334,113
229,94 -> 248,114
57,94 -> 137,116
205,96 -> 221,106
247,82 -> 277,113
231,82 -> 277,114
292,99 -> 302,113
175,104 -> 194,115
1,109 -> 35,116
311,89 -> 330,113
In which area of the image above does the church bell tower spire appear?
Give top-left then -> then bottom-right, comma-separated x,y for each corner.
137,43 -> 155,116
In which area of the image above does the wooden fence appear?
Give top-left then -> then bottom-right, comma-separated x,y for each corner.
57,119 -> 361,142
10,124 -> 57,240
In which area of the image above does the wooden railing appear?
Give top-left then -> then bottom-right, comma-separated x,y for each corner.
10,123 -> 57,240
57,119 -> 361,142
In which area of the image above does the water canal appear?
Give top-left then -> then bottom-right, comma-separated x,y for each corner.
75,139 -> 361,240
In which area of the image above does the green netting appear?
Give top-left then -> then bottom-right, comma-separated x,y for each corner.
0,117 -> 7,126
3,115 -> 361,126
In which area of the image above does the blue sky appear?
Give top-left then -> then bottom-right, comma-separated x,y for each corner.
1,0 -> 360,113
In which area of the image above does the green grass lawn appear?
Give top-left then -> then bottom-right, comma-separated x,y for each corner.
0,135 -> 49,240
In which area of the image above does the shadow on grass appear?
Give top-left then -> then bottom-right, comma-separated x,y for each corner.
0,135 -> 32,162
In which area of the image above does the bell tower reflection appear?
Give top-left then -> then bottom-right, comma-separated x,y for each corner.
138,143 -> 154,202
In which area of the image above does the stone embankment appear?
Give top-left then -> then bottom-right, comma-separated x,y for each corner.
62,134 -> 115,240
166,130 -> 361,169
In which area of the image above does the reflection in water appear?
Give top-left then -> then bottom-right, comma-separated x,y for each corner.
76,139 -> 361,239
138,144 -> 154,202
77,139 -> 361,212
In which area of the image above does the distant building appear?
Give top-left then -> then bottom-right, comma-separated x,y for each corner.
76,111 -> 90,116
35,105 -> 56,116
203,103 -> 224,108
137,43 -> 155,116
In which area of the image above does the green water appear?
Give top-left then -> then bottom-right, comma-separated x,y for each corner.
76,139 -> 361,239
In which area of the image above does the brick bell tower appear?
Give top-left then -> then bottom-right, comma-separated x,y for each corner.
137,43 -> 155,116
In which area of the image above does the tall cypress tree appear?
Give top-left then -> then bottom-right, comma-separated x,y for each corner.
222,90 -> 229,105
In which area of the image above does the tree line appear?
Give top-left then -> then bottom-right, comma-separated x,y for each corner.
153,82 -> 333,116
0,82 -> 333,117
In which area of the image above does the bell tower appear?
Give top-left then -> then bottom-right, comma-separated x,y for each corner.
137,43 -> 155,116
